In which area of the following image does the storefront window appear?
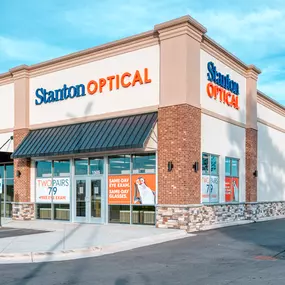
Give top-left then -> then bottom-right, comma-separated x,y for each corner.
201,153 -> 219,204
90,158 -> 104,175
132,154 -> 156,174
53,160 -> 70,177
210,155 -> 219,175
202,153 -> 209,175
36,161 -> 52,177
225,158 -> 239,202
6,165 -> 14,178
225,157 -> 231,176
132,205 -> 155,225
1,192 -> 4,217
108,153 -> 156,225
109,205 -> 130,223
36,204 -> 52,220
0,165 -> 4,179
54,204 -> 70,221
75,159 -> 88,175
109,155 -> 130,174
36,160 -> 70,221
0,164 -> 14,218
231,159 -> 239,177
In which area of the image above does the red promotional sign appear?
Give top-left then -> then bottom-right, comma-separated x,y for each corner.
225,177 -> 239,202
108,175 -> 131,205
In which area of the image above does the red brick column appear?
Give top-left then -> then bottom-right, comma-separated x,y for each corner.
245,128 -> 257,202
13,128 -> 34,220
158,104 -> 201,205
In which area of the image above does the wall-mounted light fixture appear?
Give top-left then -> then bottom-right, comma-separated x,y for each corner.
193,161 -> 199,173
168,161 -> 173,172
253,170 -> 258,177
16,170 -> 21,178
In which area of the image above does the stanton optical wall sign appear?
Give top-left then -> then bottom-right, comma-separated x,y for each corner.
206,62 -> 240,110
35,68 -> 152,106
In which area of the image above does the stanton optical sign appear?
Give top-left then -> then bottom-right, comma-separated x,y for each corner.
35,68 -> 152,106
206,62 -> 240,110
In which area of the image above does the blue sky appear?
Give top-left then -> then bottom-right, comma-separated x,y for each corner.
0,0 -> 284,105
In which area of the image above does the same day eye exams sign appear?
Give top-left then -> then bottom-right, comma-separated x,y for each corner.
34,68 -> 152,105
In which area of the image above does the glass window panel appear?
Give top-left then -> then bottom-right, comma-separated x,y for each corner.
210,155 -> 219,175
225,157 -> 231,176
6,179 -> 14,202
90,158 -> 104,175
132,154 -> 156,174
75,159 -> 88,175
36,161 -> 52,178
5,202 -> 12,218
109,205 -> 130,224
36,204 -> 52,220
0,166 -> 4,179
231,159 -> 239,177
109,155 -> 130,175
6,165 -> 14,178
54,204 -> 70,221
202,153 -> 209,175
54,160 -> 70,177
132,205 -> 155,225
1,202 -> 4,217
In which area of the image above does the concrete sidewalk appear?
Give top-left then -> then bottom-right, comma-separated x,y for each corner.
0,219 -> 193,264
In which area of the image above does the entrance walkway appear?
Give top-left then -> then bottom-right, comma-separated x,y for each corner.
0,220 -> 192,263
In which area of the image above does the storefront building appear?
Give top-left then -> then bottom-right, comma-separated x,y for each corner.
0,15 -> 284,230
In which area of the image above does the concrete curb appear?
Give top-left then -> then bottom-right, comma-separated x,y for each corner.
0,230 -> 195,264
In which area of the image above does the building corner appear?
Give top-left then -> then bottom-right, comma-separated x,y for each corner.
11,65 -> 34,220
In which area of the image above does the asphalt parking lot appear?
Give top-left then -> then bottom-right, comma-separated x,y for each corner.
1,219 -> 285,284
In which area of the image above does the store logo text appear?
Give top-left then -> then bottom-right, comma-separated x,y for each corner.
35,68 -> 152,106
206,62 -> 240,110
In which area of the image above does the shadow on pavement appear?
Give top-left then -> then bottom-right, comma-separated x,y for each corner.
201,219 -> 285,257
0,228 -> 50,239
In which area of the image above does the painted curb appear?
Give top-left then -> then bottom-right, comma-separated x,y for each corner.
0,231 -> 195,264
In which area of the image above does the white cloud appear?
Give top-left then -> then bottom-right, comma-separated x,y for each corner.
0,36 -> 71,64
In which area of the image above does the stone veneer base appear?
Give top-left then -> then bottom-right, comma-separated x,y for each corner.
156,202 -> 285,232
12,203 -> 35,220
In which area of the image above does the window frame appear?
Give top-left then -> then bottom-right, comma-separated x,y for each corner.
225,157 -> 240,203
201,152 -> 220,204
0,163 -> 14,218
35,159 -> 71,221
225,157 -> 240,178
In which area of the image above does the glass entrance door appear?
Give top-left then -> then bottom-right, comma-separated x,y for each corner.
75,177 -> 104,223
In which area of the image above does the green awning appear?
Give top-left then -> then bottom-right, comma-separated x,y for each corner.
12,112 -> 157,158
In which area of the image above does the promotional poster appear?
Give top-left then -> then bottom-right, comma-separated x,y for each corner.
132,174 -> 156,205
108,174 -> 156,205
36,178 -> 70,204
108,175 -> 131,204
201,175 -> 219,203
225,177 -> 239,202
